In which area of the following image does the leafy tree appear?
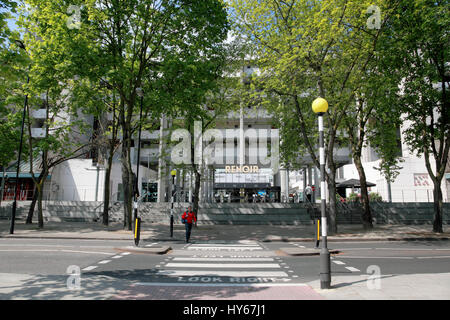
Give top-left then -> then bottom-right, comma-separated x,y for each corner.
378,0 -> 449,233
230,0 -> 393,233
21,0 -> 229,230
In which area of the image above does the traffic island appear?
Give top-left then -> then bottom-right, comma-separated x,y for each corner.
279,247 -> 341,256
114,245 -> 172,255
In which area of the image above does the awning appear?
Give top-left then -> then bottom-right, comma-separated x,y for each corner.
337,178 -> 376,188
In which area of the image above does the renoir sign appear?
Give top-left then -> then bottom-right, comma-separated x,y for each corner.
171,121 -> 279,173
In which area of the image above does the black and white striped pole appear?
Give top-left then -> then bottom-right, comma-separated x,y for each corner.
312,97 -> 331,289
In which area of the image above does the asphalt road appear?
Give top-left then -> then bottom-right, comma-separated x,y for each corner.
0,237 -> 449,299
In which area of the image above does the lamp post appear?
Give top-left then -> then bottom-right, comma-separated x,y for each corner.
10,40 -> 29,234
133,88 -> 144,246
134,87 -> 144,221
170,169 -> 176,237
312,97 -> 331,289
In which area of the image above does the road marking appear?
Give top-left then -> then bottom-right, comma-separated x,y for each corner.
112,255 -> 123,259
189,243 -> 260,247
165,263 -> 281,269
82,266 -> 98,271
172,257 -> 274,262
338,256 -> 415,259
153,270 -> 289,277
187,246 -> 262,250
98,260 -> 112,264
332,260 -> 346,265
135,282 -> 306,287
345,267 -> 360,272
0,249 -> 113,255
121,252 -> 131,256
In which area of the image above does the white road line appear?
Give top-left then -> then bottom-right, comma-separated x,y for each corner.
172,257 -> 274,262
338,256 -> 415,259
121,252 -> 131,256
0,249 -> 113,255
188,244 -> 262,248
332,260 -> 346,265
165,263 -> 281,269
154,270 -> 289,277
187,246 -> 262,250
112,255 -> 123,259
98,260 -> 112,264
82,266 -> 98,271
345,267 -> 360,272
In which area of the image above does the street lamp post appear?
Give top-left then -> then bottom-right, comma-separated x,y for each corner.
312,97 -> 331,289
10,40 -> 29,235
133,88 -> 144,246
134,88 -> 144,222
170,169 -> 176,238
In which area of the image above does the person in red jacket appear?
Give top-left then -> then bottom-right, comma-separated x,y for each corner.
181,206 -> 197,243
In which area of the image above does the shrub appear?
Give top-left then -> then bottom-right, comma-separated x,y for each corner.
369,192 -> 382,202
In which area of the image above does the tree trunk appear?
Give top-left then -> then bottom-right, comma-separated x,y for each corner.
26,170 -> 46,224
37,184 -> 44,229
25,189 -> 38,224
354,156 -> 373,230
432,179 -> 444,233
102,145 -> 114,226
192,170 -> 201,227
327,172 -> 338,235
121,121 -> 133,231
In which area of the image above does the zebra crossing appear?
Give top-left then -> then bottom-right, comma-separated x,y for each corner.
145,240 -> 298,285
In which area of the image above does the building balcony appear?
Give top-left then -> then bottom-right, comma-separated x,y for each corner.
31,109 -> 46,119
31,128 -> 46,138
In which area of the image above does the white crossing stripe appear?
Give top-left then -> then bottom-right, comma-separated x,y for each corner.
172,257 -> 274,262
82,266 -> 98,271
154,270 -> 289,277
165,263 -> 281,269
345,266 -> 360,272
332,260 -> 345,265
187,246 -> 262,250
98,260 -> 112,264
189,243 -> 260,247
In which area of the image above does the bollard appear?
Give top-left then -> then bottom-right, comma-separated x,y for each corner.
134,217 -> 141,247
170,213 -> 174,238
315,219 -> 320,248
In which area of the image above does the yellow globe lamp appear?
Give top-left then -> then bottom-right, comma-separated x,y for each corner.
171,169 -> 177,177
312,97 -> 329,114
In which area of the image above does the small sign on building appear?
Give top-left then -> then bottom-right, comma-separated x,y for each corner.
414,173 -> 431,187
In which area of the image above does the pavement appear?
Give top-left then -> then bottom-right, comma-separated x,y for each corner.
1,220 -> 450,300
1,220 -> 448,242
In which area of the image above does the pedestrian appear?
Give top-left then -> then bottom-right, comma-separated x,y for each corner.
181,205 -> 197,243
305,185 -> 312,203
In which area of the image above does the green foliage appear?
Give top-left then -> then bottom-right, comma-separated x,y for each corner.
347,192 -> 360,203
369,192 -> 382,202
377,0 -> 449,179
